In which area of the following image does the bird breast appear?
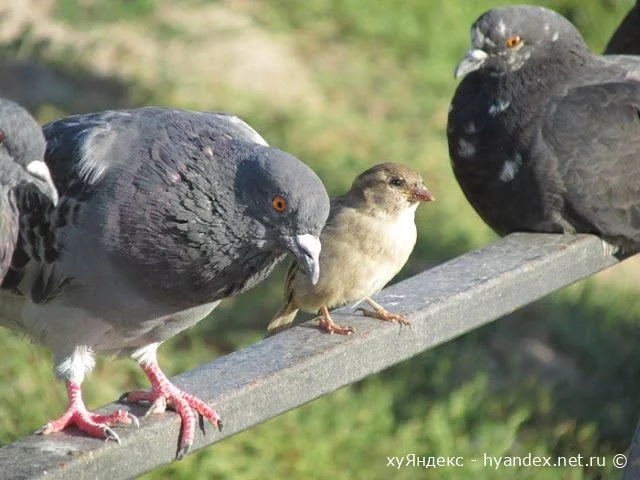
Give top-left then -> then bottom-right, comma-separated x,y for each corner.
293,203 -> 418,311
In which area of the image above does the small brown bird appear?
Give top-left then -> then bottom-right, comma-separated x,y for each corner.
268,162 -> 434,335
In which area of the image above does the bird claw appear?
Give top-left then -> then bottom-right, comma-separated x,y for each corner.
317,317 -> 355,335
144,396 -> 168,417
33,424 -> 52,436
177,442 -> 192,460
104,427 -> 121,444
123,367 -> 222,459
355,307 -> 411,326
128,412 -> 140,429
34,402 -> 136,442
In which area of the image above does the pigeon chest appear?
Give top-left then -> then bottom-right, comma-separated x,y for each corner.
447,85 -> 557,235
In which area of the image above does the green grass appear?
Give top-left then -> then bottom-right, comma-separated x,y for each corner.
54,0 -> 157,26
1,0 -> 639,479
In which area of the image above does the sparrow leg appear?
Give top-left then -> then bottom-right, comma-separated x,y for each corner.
35,381 -> 138,443
355,298 -> 410,326
317,305 -> 355,335
123,360 -> 222,459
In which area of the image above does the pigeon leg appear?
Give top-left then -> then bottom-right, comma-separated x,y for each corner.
35,381 -> 137,443
123,361 -> 222,459
317,305 -> 355,335
355,298 -> 410,326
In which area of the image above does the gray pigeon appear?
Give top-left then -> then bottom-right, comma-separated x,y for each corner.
447,5 -> 640,252
0,98 -> 57,280
605,0 -> 640,55
0,107 -> 330,458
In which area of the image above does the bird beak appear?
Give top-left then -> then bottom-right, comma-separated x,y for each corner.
454,49 -> 488,79
281,233 -> 322,285
26,160 -> 59,206
408,184 -> 435,203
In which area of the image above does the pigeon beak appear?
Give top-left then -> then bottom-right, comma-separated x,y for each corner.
408,184 -> 435,203
26,160 -> 59,206
454,49 -> 488,79
282,233 -> 322,285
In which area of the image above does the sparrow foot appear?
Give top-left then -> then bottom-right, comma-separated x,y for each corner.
355,298 -> 411,326
317,305 -> 355,335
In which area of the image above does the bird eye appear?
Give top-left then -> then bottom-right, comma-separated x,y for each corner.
505,35 -> 522,49
0,129 -> 5,144
389,176 -> 404,187
271,195 -> 288,213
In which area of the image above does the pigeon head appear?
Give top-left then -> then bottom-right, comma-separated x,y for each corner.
235,144 -> 330,284
454,5 -> 589,79
0,99 -> 58,205
350,162 -> 434,215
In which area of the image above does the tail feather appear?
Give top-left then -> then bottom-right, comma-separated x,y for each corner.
266,303 -> 300,336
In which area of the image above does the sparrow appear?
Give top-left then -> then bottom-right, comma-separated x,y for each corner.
268,162 -> 434,335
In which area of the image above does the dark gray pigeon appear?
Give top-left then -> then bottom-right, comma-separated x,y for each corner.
448,4 -> 640,252
605,0 -> 640,55
0,98 -> 58,280
0,107 -> 330,457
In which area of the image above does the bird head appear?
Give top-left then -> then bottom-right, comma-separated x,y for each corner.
235,144 -> 330,285
454,6 -> 589,79
350,162 -> 434,215
0,99 -> 58,205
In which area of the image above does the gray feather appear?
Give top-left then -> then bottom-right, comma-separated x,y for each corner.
2,107 -> 330,380
448,5 -> 640,252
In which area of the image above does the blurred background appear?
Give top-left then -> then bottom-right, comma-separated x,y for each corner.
0,0 -> 639,478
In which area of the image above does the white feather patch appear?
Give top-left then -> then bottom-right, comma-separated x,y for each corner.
499,153 -> 523,182
489,99 -> 511,116
458,138 -> 476,158
227,115 -> 269,146
131,342 -> 161,366
55,346 -> 95,383
77,124 -> 113,185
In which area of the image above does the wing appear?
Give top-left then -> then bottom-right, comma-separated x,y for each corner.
201,112 -> 269,147
0,189 -> 17,279
43,108 -> 268,189
604,1 -> 640,55
43,109 -> 144,193
266,260 -> 300,334
540,81 -> 640,247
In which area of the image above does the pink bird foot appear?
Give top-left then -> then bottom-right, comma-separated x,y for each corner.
122,361 -> 222,459
35,381 -> 138,443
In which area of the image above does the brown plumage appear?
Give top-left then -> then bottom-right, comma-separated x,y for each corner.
268,162 -> 434,335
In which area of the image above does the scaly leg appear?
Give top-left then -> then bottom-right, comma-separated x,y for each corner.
317,305 -> 355,335
355,298 -> 410,326
35,381 -> 138,443
122,359 -> 222,459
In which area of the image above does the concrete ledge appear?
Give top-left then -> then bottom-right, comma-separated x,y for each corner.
0,233 -> 622,479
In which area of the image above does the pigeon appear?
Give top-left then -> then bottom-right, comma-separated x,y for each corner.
605,0 -> 640,55
268,163 -> 434,335
0,98 -> 57,280
447,5 -> 640,252
0,107 -> 330,458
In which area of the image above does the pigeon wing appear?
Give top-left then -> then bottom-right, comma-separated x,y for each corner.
540,81 -> 640,246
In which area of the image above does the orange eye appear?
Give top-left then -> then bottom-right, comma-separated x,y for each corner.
271,195 -> 288,213
506,35 -> 522,49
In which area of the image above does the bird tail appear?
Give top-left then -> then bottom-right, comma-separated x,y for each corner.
266,303 -> 300,336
